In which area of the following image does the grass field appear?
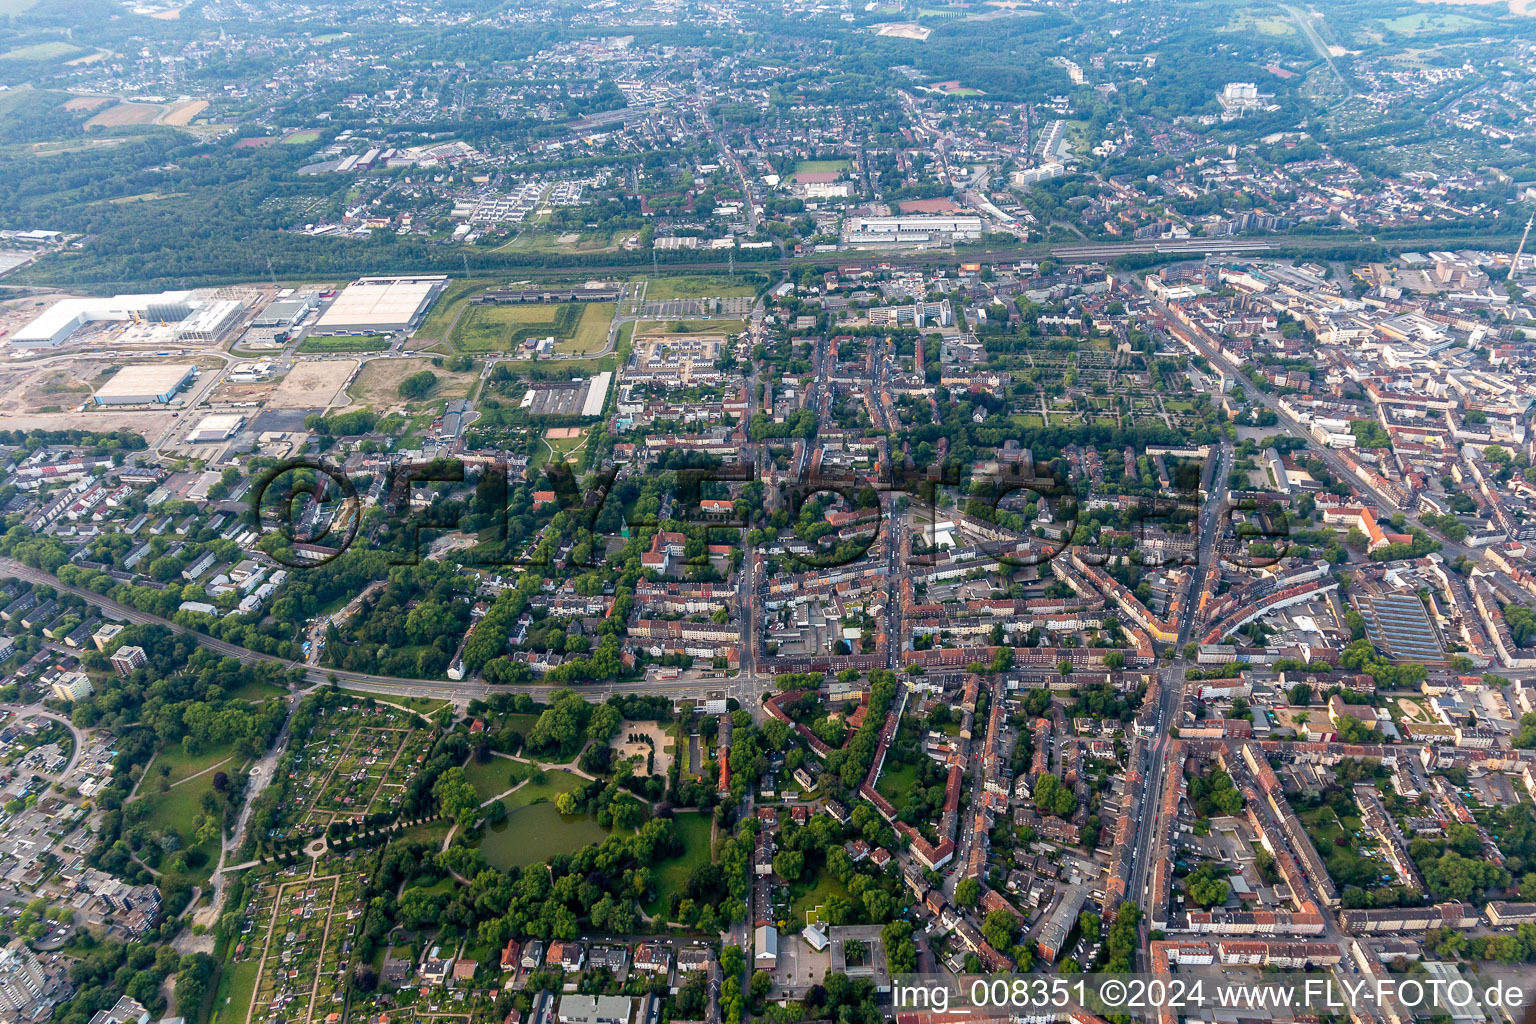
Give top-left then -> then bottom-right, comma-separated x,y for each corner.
395,818 -> 453,846
414,278 -> 492,340
450,302 -> 613,354
135,771 -> 221,885
344,357 -> 476,413
499,767 -> 585,809
1381,11 -> 1478,32
154,742 -> 237,786
282,130 -> 322,145
226,678 -> 288,703
463,756 -> 536,803
210,959 -> 259,1024
875,760 -> 921,803
298,335 -> 389,353
636,318 -> 747,336
640,275 -> 759,301
790,867 -> 853,926
645,812 -> 714,918
532,428 -> 588,469
0,41 -> 81,62
793,159 -> 850,175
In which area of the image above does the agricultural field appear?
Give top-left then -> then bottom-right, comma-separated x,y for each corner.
282,703 -> 435,830
449,301 -> 613,355
86,102 -> 163,127
160,99 -> 208,125
0,41 -> 83,62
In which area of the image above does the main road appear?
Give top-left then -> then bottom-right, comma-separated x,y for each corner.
0,559 -> 775,707
1122,441 -> 1230,967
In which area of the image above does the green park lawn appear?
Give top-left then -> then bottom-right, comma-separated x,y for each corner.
875,760 -> 921,803
463,756 -> 537,803
789,867 -> 852,927
210,959 -> 259,1024
154,742 -> 238,786
645,811 -> 714,918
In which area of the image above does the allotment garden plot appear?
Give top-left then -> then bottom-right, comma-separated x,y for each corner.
234,865 -> 363,1024
286,704 -> 434,829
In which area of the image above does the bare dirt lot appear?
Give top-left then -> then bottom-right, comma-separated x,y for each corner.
0,365 -> 94,414
207,379 -> 277,405
341,357 -> 476,414
0,357 -> 139,416
268,359 -> 357,409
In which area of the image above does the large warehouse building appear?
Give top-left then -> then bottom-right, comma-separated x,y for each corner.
174,299 -> 244,343
187,413 -> 245,442
8,291 -> 200,350
843,215 -> 983,244
310,275 -> 448,335
92,364 -> 197,405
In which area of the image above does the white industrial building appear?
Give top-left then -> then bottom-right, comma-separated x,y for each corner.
582,371 -> 613,417
187,413 -> 245,443
8,291 -> 199,349
844,215 -> 983,244
247,290 -> 318,340
92,363 -> 197,405
310,275 -> 448,335
174,299 -> 244,343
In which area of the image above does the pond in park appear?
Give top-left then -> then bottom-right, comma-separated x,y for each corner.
478,800 -> 609,870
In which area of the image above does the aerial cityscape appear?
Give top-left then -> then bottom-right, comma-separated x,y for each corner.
0,0 -> 1533,1023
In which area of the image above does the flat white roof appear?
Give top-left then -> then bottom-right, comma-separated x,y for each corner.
95,363 -> 196,400
581,371 -> 612,417
194,413 -> 245,430
313,276 -> 445,330
13,290 -> 197,343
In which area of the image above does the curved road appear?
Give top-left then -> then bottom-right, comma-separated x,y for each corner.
0,558 -> 767,705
